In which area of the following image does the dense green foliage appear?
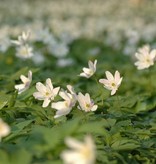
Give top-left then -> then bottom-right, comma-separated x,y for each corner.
0,38 -> 156,164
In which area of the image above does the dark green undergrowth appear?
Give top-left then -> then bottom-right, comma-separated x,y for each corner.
0,38 -> 156,164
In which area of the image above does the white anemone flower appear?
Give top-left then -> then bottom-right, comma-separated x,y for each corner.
61,135 -> 96,164
79,60 -> 97,78
33,78 -> 60,108
99,71 -> 123,95
77,92 -> 98,112
0,119 -> 10,142
16,44 -> 33,59
134,45 -> 156,70
52,85 -> 77,118
15,70 -> 32,94
50,42 -> 69,58
11,31 -> 30,46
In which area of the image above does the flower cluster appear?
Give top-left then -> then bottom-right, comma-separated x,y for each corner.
14,58 -> 123,120
14,70 -> 98,118
12,29 -> 156,164
52,85 -> 77,118
33,78 -> 97,118
11,31 -> 34,59
79,60 -> 123,96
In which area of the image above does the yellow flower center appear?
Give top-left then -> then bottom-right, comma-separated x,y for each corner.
146,59 -> 150,63
21,48 -> 28,56
65,101 -> 69,107
86,103 -> 90,108
45,92 -> 49,96
111,83 -> 116,87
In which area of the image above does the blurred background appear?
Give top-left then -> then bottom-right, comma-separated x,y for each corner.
0,0 -> 156,68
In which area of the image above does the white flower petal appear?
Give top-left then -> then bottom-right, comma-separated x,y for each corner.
105,71 -> 114,81
33,92 -> 45,100
85,93 -> 91,104
99,79 -> 109,85
150,49 -> 156,59
20,75 -> 28,84
59,91 -> 70,101
46,78 -> 53,91
65,137 -> 84,150
0,119 -> 10,139
79,72 -> 90,78
52,101 -> 67,110
91,105 -> 98,111
28,70 -> 32,81
42,98 -> 51,108
53,87 -> 60,96
111,89 -> 117,95
15,84 -> 25,90
114,71 -> 120,82
54,108 -> 71,118
36,82 -> 47,94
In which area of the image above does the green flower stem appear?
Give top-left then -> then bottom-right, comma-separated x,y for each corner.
93,75 -> 104,106
116,95 -> 121,109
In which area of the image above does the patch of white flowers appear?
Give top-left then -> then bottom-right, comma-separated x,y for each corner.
11,31 -> 34,59
11,31 -> 30,46
11,31 -> 156,164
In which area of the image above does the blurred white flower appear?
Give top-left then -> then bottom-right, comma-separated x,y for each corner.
35,28 -> 56,45
52,85 -> 77,118
79,60 -> 97,78
15,70 -> 32,94
60,32 -> 74,45
32,51 -> 45,65
134,45 -> 156,70
57,58 -> 74,67
77,92 -> 97,112
33,78 -> 60,108
99,71 -> 123,95
61,135 -> 96,164
50,42 -> 69,58
123,44 -> 136,56
16,44 -> 33,59
11,31 -> 30,46
0,37 -> 11,52
0,118 -> 10,142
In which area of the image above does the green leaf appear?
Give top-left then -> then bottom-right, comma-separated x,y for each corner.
9,149 -> 32,164
0,92 -> 10,109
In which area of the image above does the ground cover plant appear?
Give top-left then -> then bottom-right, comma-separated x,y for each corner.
0,0 -> 156,164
